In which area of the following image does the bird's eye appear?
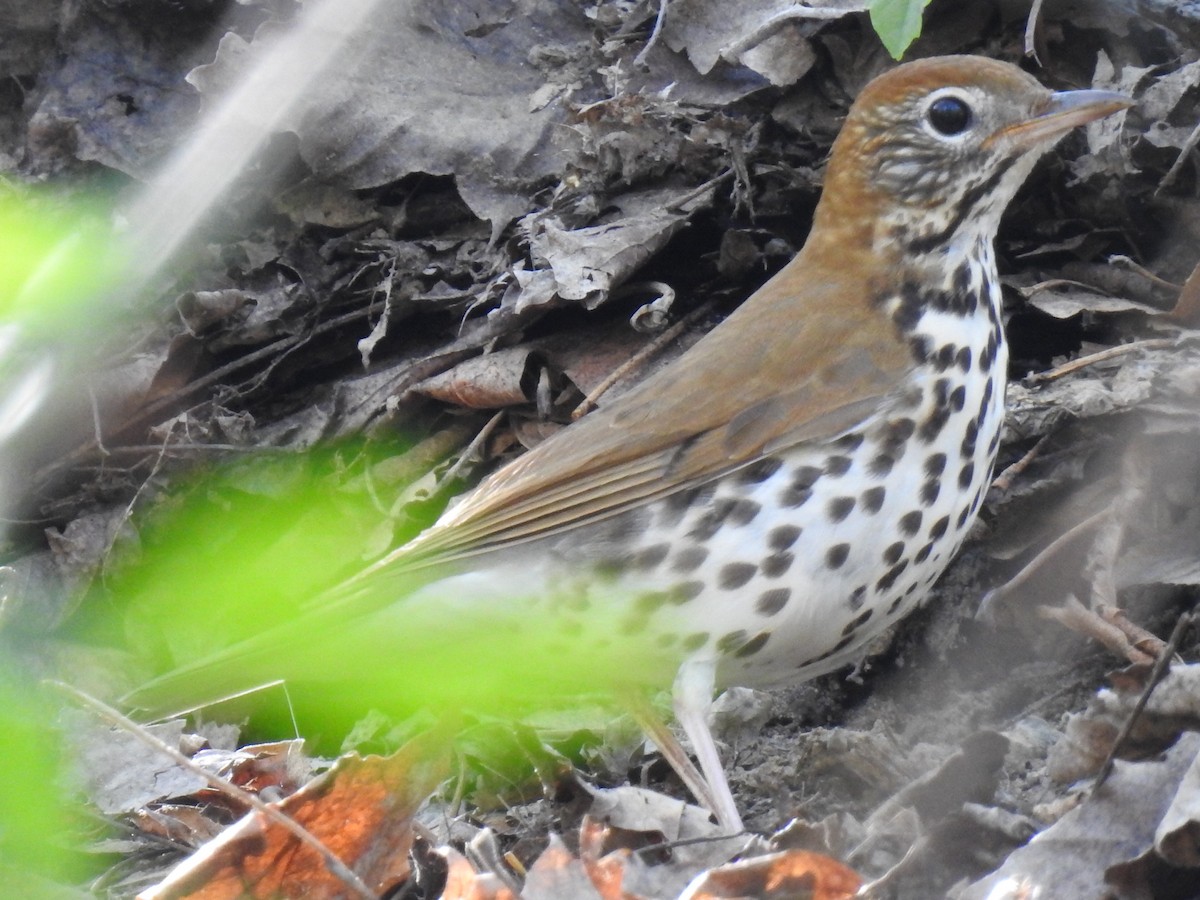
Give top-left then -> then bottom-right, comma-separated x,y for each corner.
926,96 -> 972,136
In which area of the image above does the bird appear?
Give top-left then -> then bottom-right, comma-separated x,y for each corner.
126,56 -> 1131,834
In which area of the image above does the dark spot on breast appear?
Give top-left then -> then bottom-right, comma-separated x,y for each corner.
736,457 -> 783,484
824,455 -> 852,477
659,484 -> 711,528
635,590 -> 674,613
953,262 -> 972,296
831,634 -> 855,653
883,541 -> 905,565
899,510 -> 923,536
682,632 -> 708,651
729,498 -> 762,525
961,420 -> 979,457
909,335 -> 931,363
919,406 -> 951,443
688,499 -> 736,541
761,552 -> 794,578
826,543 -> 850,570
914,541 -> 934,563
757,588 -> 791,616
672,546 -> 709,573
619,613 -> 648,635
769,525 -> 801,551
780,485 -> 813,508
980,333 -> 997,371
848,585 -> 867,610
957,505 -> 972,529
882,418 -> 916,455
869,452 -> 896,476
840,608 -> 874,637
934,344 -> 957,372
888,596 -> 905,614
893,281 -> 925,332
632,544 -> 670,571
956,347 -> 972,373
925,452 -> 947,477
949,385 -> 966,412
792,465 -> 822,489
929,515 -> 950,540
828,496 -> 856,522
719,562 -> 757,589
876,559 -> 909,591
716,630 -> 748,654
676,580 -> 706,602
835,433 -> 865,451
861,486 -> 886,513
734,632 -> 770,658
921,478 -> 940,506
958,462 -> 976,490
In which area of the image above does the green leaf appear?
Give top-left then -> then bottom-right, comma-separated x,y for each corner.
869,0 -> 933,60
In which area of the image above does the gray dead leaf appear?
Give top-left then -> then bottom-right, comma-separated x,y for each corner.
1138,58 -> 1200,125
1067,51 -> 1140,181
1020,283 -> 1163,318
66,715 -> 207,815
188,1 -> 595,227
582,784 -> 749,898
177,281 -> 306,349
0,551 -> 72,634
409,347 -> 546,409
661,0 -> 861,82
46,508 -> 138,591
960,733 -> 1200,899
25,4 -> 210,177
274,180 -> 381,229
525,185 -> 712,308
521,834 -> 603,900
1156,745 -> 1200,867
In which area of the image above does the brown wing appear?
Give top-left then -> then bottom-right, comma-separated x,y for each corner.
128,244 -> 912,715
368,242 -> 913,571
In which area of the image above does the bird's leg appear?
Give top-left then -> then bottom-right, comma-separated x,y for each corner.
665,660 -> 744,833
625,690 -> 721,821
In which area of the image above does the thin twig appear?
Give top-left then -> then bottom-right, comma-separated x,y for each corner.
1093,611 -> 1195,789
53,682 -> 378,900
633,0 -> 670,67
1024,0 -> 1046,63
428,410 -> 506,499
1108,255 -> 1181,292
571,301 -> 713,420
991,434 -> 1050,493
1026,338 -> 1179,384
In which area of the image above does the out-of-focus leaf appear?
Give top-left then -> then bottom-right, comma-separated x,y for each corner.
869,0 -> 932,60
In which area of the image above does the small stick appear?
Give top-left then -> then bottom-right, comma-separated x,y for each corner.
572,302 -> 713,420
1093,611 -> 1195,789
53,682 -> 378,900
1026,338 -> 1179,384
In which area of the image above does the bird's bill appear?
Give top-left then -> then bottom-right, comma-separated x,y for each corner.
991,89 -> 1134,149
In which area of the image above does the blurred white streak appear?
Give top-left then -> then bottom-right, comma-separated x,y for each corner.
0,0 -> 385,528
120,0 -> 383,285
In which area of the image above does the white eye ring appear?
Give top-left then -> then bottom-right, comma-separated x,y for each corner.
921,89 -> 975,141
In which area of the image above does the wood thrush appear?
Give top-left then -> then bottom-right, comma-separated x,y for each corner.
129,57 -> 1130,832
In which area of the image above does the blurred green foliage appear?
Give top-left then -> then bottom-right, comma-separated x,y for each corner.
0,187 -> 125,336
870,0 -> 933,59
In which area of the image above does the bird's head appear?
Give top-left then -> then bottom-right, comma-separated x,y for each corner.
810,55 -> 1132,257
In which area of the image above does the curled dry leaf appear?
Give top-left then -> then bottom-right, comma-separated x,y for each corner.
677,848 -> 861,900
962,733 -> 1200,899
144,738 -> 448,900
